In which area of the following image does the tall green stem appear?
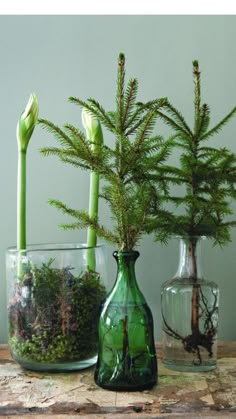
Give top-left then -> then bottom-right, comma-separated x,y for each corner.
17,150 -> 27,250
82,108 -> 103,271
86,170 -> 99,270
16,93 -> 39,278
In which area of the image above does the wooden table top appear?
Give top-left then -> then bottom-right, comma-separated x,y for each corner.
0,342 -> 236,418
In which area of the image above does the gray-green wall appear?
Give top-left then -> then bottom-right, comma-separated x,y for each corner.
1,15 -> 236,343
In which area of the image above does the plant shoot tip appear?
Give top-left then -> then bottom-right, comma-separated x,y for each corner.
118,53 -> 125,66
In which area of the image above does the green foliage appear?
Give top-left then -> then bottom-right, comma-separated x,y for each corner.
38,53 -> 175,251
149,60 -> 236,245
8,261 -> 106,363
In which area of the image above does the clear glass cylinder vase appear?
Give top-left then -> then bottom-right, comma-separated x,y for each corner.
94,250 -> 157,391
6,243 -> 107,371
161,236 -> 219,372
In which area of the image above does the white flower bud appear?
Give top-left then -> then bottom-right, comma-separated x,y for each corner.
81,108 -> 103,148
17,93 -> 39,152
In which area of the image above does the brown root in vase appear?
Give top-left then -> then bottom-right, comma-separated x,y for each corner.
162,239 -> 218,365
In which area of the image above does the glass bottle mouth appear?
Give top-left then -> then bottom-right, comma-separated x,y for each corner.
113,250 -> 140,262
7,242 -> 105,254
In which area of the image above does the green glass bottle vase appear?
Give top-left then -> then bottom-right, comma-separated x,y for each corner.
94,250 -> 157,391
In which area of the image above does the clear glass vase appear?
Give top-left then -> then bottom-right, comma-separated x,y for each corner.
161,236 -> 219,372
94,250 -> 157,391
6,243 -> 107,371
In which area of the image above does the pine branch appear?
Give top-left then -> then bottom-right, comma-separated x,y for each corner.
148,135 -> 176,166
197,104 -> 210,137
193,190 -> 225,229
62,221 -> 119,244
49,199 -> 119,244
64,123 -> 94,156
137,98 -> 168,109
125,98 -> 167,136
120,109 -> 159,176
135,109 -> 158,146
163,100 -> 193,136
122,78 -> 138,127
155,110 -> 191,137
69,96 -> 115,132
59,156 -> 91,171
40,147 -> 92,171
125,112 -> 147,136
201,107 -> 236,140
87,98 -> 116,132
38,118 -> 76,151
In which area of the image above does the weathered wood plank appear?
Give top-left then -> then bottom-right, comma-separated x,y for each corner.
0,343 -> 236,417
1,341 -> 236,361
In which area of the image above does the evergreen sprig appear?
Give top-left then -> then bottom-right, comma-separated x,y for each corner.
150,60 -> 236,245
39,53 -> 174,251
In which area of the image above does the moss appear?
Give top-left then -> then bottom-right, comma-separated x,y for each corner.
8,260 -> 106,363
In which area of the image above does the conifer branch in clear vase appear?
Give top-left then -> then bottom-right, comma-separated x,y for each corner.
148,60 -> 236,370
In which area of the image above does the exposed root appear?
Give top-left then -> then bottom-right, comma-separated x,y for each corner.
162,286 -> 218,365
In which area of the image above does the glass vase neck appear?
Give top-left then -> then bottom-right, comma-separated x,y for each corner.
113,250 -> 140,263
113,250 -> 140,292
174,236 -> 204,280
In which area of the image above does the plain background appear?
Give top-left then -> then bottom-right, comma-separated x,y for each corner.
1,15 -> 236,343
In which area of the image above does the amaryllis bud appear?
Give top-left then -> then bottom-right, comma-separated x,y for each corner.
17,93 -> 39,152
81,108 -> 103,148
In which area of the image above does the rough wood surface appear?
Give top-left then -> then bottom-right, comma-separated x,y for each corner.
0,343 -> 236,418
